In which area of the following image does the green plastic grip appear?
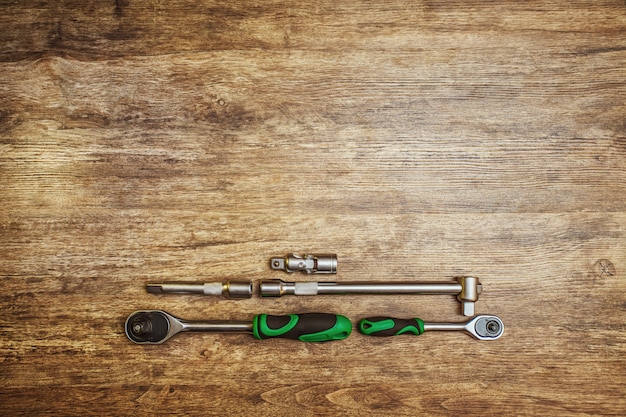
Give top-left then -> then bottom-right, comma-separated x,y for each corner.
253,313 -> 352,342
359,317 -> 425,337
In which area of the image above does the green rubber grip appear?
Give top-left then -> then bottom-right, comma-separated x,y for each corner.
253,313 -> 352,342
359,317 -> 425,337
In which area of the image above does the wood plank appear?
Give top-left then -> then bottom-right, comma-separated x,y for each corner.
1,0 -> 624,415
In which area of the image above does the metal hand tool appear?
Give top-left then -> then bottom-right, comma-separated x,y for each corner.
260,276 -> 482,316
125,310 -> 352,344
359,314 -> 504,340
146,280 -> 252,298
270,253 -> 337,274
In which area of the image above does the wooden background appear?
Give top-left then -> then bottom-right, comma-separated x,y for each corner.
1,1 -> 625,415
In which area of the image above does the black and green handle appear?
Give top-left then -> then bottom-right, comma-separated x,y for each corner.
253,313 -> 352,342
358,317 -> 425,337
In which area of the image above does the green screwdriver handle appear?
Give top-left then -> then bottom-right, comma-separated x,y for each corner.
253,313 -> 352,342
359,317 -> 425,336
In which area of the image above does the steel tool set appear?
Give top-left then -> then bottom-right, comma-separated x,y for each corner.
125,253 -> 504,344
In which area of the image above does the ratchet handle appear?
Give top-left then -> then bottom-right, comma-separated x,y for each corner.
359,317 -> 425,337
253,313 -> 352,342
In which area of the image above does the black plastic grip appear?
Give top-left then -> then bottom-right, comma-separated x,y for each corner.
359,317 -> 425,337
253,313 -> 352,342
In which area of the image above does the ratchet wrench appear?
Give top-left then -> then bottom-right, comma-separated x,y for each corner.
125,310 -> 352,344
359,314 -> 504,340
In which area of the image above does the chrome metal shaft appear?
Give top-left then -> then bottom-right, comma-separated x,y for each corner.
146,280 -> 252,298
125,310 -> 253,344
423,322 -> 466,332
260,277 -> 482,316
182,321 -> 252,333
423,315 -> 504,340
316,282 -> 462,294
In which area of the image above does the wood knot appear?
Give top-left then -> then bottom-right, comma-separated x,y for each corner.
593,259 -> 616,279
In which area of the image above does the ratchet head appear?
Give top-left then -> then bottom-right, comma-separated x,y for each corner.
465,315 -> 504,340
125,310 -> 184,344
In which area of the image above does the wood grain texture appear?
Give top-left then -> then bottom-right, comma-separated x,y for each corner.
1,1 -> 625,415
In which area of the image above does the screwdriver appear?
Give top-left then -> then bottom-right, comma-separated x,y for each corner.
125,310 -> 352,344
358,314 -> 504,340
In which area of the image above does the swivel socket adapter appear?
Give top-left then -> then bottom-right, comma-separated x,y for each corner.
270,253 -> 337,274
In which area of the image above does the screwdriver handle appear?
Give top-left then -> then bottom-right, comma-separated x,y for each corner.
253,313 -> 352,342
359,317 -> 425,336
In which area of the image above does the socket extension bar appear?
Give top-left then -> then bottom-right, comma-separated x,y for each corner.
147,254 -> 484,316
147,276 -> 482,317
260,276 -> 482,317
